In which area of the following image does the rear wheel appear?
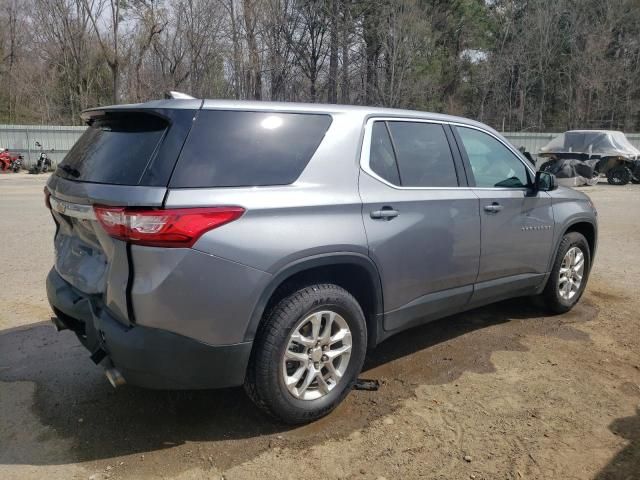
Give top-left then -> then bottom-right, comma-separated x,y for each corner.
245,283 -> 367,424
607,166 -> 631,185
541,232 -> 591,313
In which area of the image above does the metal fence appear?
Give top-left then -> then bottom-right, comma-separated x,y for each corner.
1,124 -> 639,169
0,124 -> 86,168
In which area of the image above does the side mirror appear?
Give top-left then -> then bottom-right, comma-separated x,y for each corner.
535,171 -> 557,192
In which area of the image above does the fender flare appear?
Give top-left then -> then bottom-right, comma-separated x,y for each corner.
548,217 -> 598,272
243,252 -> 385,345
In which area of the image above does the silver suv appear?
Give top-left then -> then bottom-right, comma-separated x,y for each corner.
46,99 -> 597,424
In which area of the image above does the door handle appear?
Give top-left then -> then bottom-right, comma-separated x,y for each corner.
370,207 -> 399,220
483,202 -> 503,213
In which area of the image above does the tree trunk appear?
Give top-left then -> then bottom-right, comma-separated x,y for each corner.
340,0 -> 350,103
243,0 -> 262,100
327,0 -> 339,103
363,3 -> 381,105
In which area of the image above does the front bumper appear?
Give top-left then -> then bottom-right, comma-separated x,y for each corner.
46,268 -> 252,389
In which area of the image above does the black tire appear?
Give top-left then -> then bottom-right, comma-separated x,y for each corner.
539,160 -> 554,173
541,232 -> 591,314
245,283 -> 367,424
606,166 -> 631,185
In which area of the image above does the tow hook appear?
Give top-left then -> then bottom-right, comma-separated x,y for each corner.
50,316 -> 67,332
105,367 -> 126,388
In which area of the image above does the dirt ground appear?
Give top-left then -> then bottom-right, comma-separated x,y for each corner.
1,172 -> 639,480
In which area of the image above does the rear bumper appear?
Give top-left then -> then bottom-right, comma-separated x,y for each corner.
46,268 -> 252,389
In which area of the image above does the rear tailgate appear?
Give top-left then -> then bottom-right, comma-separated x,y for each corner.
46,103 -> 199,324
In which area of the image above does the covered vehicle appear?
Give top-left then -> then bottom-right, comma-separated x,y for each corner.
539,130 -> 640,186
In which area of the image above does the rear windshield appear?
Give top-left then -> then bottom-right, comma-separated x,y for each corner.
57,112 -> 168,185
169,110 -> 332,188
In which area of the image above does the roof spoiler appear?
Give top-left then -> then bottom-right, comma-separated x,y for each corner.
165,91 -> 196,100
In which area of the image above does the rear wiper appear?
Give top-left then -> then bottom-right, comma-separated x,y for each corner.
59,164 -> 81,178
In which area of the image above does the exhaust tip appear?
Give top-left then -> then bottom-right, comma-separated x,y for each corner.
50,316 -> 67,332
105,368 -> 126,388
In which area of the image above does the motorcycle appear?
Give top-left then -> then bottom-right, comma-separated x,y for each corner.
0,149 -> 24,172
29,142 -> 54,174
9,156 -> 22,172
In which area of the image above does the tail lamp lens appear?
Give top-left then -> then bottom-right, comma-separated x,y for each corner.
93,206 -> 244,247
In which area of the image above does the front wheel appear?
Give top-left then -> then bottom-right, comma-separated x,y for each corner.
245,284 -> 367,424
541,232 -> 591,313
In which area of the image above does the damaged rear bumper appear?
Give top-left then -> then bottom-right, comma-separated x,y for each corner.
46,268 -> 252,389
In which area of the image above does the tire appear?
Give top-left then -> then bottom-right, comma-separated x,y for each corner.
539,160 -> 554,173
245,283 -> 367,424
606,166 -> 631,185
541,232 -> 591,314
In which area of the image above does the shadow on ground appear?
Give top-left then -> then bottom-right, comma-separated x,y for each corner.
0,297 -> 596,471
595,408 -> 640,480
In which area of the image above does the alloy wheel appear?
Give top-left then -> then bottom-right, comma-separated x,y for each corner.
281,310 -> 352,401
558,246 -> 585,301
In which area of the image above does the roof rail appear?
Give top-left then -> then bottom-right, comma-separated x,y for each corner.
166,91 -> 196,100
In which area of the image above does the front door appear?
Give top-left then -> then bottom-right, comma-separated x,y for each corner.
453,125 -> 555,304
359,119 -> 481,331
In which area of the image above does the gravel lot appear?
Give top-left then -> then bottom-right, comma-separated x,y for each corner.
1,172 -> 639,480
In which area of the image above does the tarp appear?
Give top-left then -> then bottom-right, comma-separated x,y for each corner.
542,159 -> 600,186
540,130 -> 640,159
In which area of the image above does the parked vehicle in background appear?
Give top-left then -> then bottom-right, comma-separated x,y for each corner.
9,156 -> 22,172
46,98 -> 598,424
29,142 -> 53,174
539,130 -> 640,186
0,148 -> 24,172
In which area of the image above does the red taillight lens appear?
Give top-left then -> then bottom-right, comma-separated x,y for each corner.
93,206 -> 245,248
44,187 -> 52,210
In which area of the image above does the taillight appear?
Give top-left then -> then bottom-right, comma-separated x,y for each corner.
93,206 -> 244,248
44,187 -> 52,210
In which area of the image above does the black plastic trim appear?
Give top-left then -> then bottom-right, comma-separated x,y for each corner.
244,252 -> 385,347
47,268 -> 252,389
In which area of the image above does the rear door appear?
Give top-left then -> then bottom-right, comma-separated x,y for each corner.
359,119 -> 481,332
47,106 -> 198,324
452,125 -> 555,305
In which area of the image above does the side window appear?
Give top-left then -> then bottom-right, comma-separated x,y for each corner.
170,111 -> 332,188
386,122 -> 458,187
370,121 -> 401,185
456,127 -> 530,188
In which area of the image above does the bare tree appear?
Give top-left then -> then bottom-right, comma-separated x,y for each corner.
0,0 -> 638,131
82,0 -> 125,104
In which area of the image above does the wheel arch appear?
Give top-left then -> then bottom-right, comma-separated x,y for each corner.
564,220 -> 597,260
549,220 -> 597,274
244,253 -> 384,349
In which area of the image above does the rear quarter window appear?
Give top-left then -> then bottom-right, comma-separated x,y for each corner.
169,110 -> 332,188
57,112 -> 167,185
